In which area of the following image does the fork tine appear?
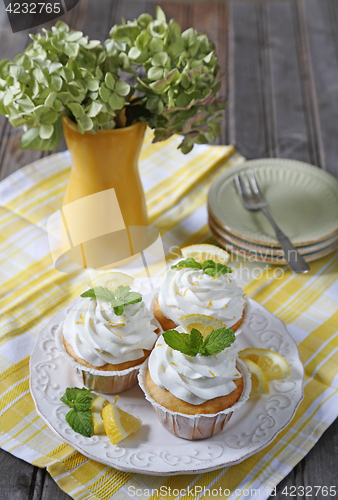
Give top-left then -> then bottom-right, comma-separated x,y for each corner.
242,172 -> 253,197
235,174 -> 250,203
234,174 -> 243,196
249,169 -> 264,201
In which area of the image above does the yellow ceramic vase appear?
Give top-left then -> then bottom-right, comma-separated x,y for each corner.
62,115 -> 148,227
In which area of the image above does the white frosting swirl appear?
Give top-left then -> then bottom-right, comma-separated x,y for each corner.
158,267 -> 246,327
63,298 -> 159,367
148,331 -> 241,405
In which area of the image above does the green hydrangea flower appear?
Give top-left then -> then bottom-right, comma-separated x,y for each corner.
0,7 -> 225,153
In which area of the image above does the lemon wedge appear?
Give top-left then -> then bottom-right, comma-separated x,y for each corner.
179,314 -> 226,339
91,395 -> 109,434
181,243 -> 230,265
89,272 -> 134,291
241,358 -> 270,395
102,399 -> 141,445
238,348 -> 290,381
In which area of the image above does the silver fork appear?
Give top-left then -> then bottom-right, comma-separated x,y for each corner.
235,170 -> 310,274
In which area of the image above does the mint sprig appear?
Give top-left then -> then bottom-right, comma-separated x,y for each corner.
171,257 -> 232,277
163,327 -> 235,357
60,387 -> 93,437
81,285 -> 142,316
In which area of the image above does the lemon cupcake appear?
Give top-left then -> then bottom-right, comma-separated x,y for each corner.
56,273 -> 160,394
154,244 -> 246,333
138,315 -> 251,440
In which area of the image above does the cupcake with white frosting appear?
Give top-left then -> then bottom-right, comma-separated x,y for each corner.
154,244 -> 246,333
55,273 -> 160,394
138,314 -> 251,440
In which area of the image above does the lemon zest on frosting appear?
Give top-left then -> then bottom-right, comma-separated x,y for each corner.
107,320 -> 125,327
209,371 -> 216,377
76,314 -> 85,325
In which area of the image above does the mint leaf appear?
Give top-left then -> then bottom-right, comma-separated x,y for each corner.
201,327 -> 236,356
162,327 -> 235,356
114,285 -> 130,300
162,330 -> 198,356
171,258 -> 232,277
190,328 -> 203,349
111,285 -> 142,315
60,387 -> 94,437
112,305 -> 124,316
171,258 -> 202,270
81,286 -> 115,302
202,260 -> 233,277
60,387 -> 92,408
81,285 -> 142,315
65,408 -> 94,437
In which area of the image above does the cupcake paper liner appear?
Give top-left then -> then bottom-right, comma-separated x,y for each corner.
138,358 -> 251,440
55,323 -> 148,394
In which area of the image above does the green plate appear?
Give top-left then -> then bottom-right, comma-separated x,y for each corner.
208,159 -> 338,246
209,215 -> 338,264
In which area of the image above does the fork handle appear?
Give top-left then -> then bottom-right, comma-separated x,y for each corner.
261,208 -> 310,274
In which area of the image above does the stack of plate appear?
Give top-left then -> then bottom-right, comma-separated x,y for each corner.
207,159 -> 338,264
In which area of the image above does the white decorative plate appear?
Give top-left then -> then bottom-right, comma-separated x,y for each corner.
30,299 -> 304,475
208,159 -> 338,246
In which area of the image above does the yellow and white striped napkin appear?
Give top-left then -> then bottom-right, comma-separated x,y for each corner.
0,130 -> 337,499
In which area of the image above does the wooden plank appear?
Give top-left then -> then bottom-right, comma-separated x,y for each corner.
40,471 -> 71,500
300,0 -> 338,175
228,0 -> 269,158
70,0 -> 115,41
0,449 -> 35,500
266,0 -> 312,163
31,467 -> 47,500
115,0 -> 156,23
157,1 -> 191,31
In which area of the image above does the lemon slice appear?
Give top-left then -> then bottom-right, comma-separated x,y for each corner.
241,358 -> 270,395
179,314 -> 226,339
181,244 -> 230,265
238,348 -> 290,381
91,395 -> 109,435
102,400 -> 141,445
89,272 -> 134,291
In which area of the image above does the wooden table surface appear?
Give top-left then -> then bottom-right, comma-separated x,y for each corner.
0,0 -> 337,498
